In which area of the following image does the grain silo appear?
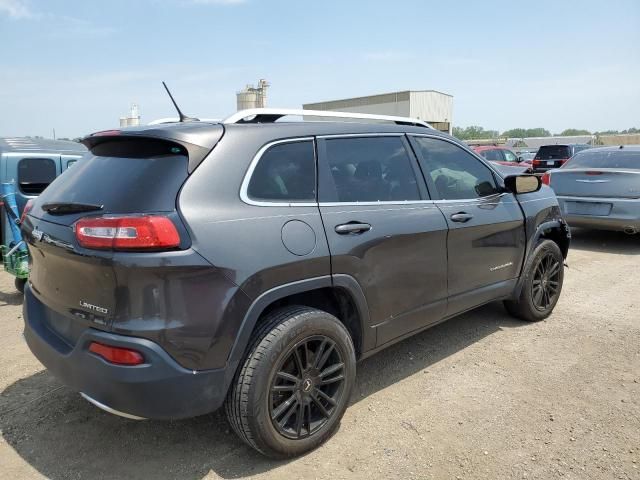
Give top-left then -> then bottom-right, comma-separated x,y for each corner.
236,79 -> 270,111
119,104 -> 141,127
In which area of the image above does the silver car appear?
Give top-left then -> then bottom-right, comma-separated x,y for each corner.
544,146 -> 640,234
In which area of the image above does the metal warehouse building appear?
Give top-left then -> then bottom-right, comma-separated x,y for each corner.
303,90 -> 453,133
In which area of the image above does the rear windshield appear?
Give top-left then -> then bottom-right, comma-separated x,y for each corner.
564,150 -> 640,170
535,146 -> 571,160
35,139 -> 188,214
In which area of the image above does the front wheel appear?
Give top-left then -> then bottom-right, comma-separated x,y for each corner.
504,239 -> 564,322
225,306 -> 356,458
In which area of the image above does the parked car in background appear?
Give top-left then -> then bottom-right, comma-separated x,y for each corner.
516,150 -> 537,162
543,145 -> 640,234
532,144 -> 590,174
21,109 -> 569,458
0,137 -> 86,291
472,145 -> 533,172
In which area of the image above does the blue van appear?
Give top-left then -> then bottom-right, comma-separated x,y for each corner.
0,137 -> 86,290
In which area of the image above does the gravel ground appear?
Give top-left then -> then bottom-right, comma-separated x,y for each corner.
0,229 -> 638,480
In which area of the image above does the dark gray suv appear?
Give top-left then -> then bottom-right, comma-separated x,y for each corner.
21,109 -> 570,458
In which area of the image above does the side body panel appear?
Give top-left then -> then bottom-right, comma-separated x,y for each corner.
178,128 -> 332,366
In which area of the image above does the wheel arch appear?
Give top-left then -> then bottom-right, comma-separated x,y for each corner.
226,275 -> 372,370
535,219 -> 571,259
512,219 -> 570,300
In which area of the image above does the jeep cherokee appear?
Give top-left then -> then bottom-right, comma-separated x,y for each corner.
21,109 -> 570,458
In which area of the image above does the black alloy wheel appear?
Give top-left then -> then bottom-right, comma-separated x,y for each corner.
531,252 -> 561,311
270,335 -> 346,439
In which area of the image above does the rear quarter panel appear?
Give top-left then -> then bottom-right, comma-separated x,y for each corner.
177,129 -> 332,367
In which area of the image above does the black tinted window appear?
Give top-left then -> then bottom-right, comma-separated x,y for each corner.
248,141 -> 316,201
324,137 -> 420,202
413,137 -> 499,200
18,158 -> 57,195
535,146 -> 571,160
565,150 -> 640,170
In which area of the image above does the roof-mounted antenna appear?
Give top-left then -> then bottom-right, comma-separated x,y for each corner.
162,81 -> 198,122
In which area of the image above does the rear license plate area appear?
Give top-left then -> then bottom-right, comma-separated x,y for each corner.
547,161 -> 555,166
565,201 -> 612,216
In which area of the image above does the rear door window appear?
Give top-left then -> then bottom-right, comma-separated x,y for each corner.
482,149 -> 503,161
412,137 -> 500,200
247,140 -> 316,202
321,136 -> 421,202
18,158 -> 57,195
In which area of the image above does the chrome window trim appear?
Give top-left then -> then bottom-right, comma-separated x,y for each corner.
240,134 -> 514,208
317,132 -> 405,139
240,137 -> 317,207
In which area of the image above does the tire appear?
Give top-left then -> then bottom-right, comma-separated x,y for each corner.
225,306 -> 356,458
14,277 -> 26,294
504,239 -> 564,322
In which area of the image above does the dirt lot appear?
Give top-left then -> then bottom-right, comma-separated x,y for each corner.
0,229 -> 638,480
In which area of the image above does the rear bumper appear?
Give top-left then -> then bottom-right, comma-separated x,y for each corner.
557,196 -> 640,232
23,284 -> 231,420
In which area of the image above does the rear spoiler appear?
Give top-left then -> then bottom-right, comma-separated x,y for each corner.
81,122 -> 224,173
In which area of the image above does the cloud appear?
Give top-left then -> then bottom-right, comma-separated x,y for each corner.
0,0 -> 33,19
48,14 -> 116,37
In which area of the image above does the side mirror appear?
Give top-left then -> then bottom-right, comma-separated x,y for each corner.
517,156 -> 524,163
504,174 -> 541,195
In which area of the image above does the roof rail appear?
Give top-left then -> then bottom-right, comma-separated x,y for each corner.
148,117 -> 221,125
222,108 -> 431,128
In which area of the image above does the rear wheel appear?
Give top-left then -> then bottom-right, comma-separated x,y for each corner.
225,306 -> 356,458
504,239 -> 564,321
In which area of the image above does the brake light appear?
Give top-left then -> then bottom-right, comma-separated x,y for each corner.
89,342 -> 144,366
20,199 -> 34,224
541,172 -> 551,185
532,159 -> 541,166
75,215 -> 180,251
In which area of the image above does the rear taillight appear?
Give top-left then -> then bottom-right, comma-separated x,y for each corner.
20,199 -> 34,224
75,215 -> 180,251
532,159 -> 541,166
89,342 -> 144,366
541,172 -> 551,185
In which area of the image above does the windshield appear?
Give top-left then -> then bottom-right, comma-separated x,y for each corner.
535,145 -> 571,160
564,150 -> 640,170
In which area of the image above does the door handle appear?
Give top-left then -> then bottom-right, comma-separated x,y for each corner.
450,212 -> 474,223
335,222 -> 371,235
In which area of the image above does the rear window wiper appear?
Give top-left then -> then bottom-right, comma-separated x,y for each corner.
41,202 -> 104,215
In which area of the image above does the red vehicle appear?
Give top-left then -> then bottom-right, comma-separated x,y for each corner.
471,145 -> 533,171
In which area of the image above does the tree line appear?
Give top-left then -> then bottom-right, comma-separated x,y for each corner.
452,126 -> 640,141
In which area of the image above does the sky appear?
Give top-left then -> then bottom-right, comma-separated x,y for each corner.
0,0 -> 639,139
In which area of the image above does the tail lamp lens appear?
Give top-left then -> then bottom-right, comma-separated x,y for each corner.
88,342 -> 144,366
75,215 -> 180,251
541,172 -> 551,185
